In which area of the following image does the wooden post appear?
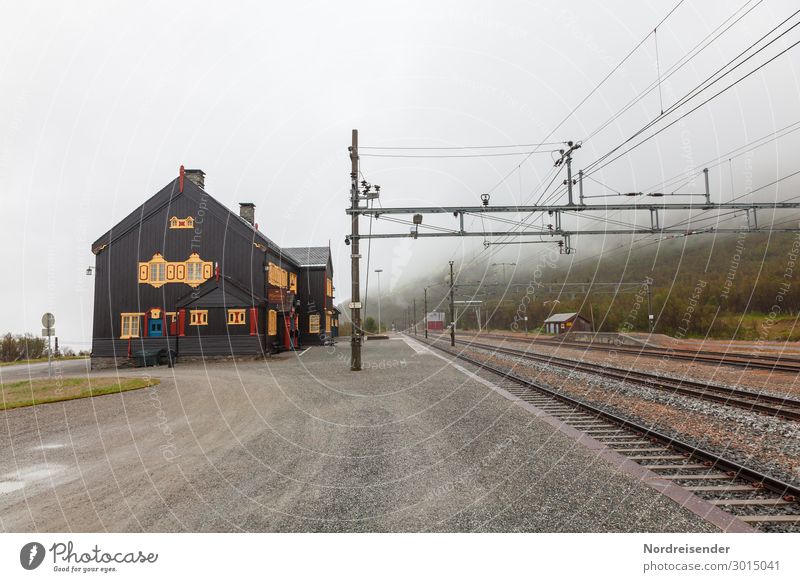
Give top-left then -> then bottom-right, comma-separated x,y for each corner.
350,129 -> 362,371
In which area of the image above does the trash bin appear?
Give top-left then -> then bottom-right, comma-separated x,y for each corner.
132,349 -> 161,367
159,349 -> 177,368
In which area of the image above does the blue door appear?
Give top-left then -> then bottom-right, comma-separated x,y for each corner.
149,318 -> 163,337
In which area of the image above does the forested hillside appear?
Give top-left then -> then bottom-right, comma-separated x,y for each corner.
383,232 -> 800,341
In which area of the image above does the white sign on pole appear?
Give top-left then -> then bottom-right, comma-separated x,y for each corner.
42,328 -> 55,337
42,312 -> 55,328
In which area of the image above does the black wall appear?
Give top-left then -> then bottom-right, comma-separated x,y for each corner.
91,178 -> 299,357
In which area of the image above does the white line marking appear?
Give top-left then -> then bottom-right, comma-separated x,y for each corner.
399,335 -> 431,355
297,348 -> 310,357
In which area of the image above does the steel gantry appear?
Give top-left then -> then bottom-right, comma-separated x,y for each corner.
345,129 -> 800,370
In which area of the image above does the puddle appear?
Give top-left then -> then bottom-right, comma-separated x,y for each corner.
2,463 -> 65,483
33,443 -> 66,451
0,481 -> 25,494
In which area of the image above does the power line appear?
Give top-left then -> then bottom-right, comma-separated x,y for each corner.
359,142 -> 562,150
584,0 -> 765,143
359,150 -> 557,159
584,36 -> 800,177
483,0 -> 686,197
584,12 -> 800,176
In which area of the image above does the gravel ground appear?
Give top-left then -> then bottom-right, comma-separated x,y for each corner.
461,346 -> 800,490
0,337 -> 718,533
467,336 -> 800,399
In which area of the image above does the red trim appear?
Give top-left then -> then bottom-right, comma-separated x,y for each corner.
163,312 -> 169,337
127,338 -> 132,359
178,308 -> 186,337
283,315 -> 291,349
143,310 -> 149,337
179,165 -> 185,192
249,307 -> 257,336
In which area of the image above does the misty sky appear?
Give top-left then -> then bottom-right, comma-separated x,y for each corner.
1,0 -> 799,349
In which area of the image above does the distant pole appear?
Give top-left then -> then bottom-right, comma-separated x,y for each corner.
647,279 -> 654,333
349,129 -> 362,371
424,287 -> 428,339
449,261 -> 455,347
413,298 -> 417,335
566,151 -> 574,206
375,268 -> 383,334
47,334 -> 52,379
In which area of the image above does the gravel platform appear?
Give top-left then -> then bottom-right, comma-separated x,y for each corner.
0,337 -> 718,532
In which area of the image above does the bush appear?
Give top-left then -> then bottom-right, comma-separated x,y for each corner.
0,333 -> 48,362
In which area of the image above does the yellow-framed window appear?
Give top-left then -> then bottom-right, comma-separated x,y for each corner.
325,314 -> 331,333
228,309 -> 246,325
268,310 -> 277,335
120,313 -> 142,339
326,277 -> 333,297
289,272 -> 297,293
268,262 -> 287,287
189,309 -> 208,325
309,314 -> 320,334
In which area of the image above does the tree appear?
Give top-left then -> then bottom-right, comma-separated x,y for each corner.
364,317 -> 377,333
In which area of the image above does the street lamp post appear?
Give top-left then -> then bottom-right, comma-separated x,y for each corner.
375,269 -> 383,333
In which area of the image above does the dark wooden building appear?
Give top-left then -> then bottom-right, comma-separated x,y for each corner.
90,167 -> 337,368
543,312 -> 592,335
281,246 -> 337,346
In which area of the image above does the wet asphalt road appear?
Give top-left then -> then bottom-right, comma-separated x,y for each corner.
0,338 -> 716,532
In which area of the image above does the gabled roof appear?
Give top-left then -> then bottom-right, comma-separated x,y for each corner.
176,275 -> 265,308
91,175 -> 292,264
281,246 -> 330,268
543,312 -> 583,324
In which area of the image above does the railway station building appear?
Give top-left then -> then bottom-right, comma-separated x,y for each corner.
89,167 -> 338,369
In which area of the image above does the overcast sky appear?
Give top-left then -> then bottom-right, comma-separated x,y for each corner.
1,0 -> 798,349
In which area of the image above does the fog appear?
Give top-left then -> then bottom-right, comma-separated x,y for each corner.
1,0 -> 798,349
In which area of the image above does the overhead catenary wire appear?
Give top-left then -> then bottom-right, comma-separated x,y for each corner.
584,38 -> 800,179
481,0 -> 687,198
584,0 -> 765,143
359,150 -> 558,159
359,141 -> 562,150
583,14 -> 800,177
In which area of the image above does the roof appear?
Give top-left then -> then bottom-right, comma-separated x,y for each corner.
281,246 -> 330,268
176,275 -> 265,308
543,312 -> 583,324
91,175 -> 291,264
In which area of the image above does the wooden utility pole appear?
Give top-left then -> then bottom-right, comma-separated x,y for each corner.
449,261 -> 455,346
413,298 -> 417,335
424,287 -> 428,339
349,130 -> 362,371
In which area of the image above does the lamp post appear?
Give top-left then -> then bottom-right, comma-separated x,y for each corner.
375,268 -> 383,333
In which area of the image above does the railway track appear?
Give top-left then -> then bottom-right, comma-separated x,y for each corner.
466,332 -> 800,374
460,339 -> 800,421
419,336 -> 800,532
